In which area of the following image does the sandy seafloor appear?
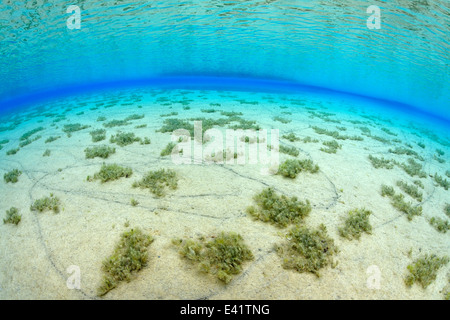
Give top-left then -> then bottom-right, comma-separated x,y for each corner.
0,88 -> 448,300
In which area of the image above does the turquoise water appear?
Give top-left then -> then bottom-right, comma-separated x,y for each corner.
0,0 -> 449,119
0,1 -> 449,300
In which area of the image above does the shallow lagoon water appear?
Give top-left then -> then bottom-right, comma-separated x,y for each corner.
0,0 -> 449,302
0,87 -> 448,299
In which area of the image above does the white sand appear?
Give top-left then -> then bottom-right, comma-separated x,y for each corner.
0,89 -> 448,300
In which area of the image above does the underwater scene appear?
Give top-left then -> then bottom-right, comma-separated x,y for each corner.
0,1 -> 449,301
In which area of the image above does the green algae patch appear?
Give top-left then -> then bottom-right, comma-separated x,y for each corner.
400,158 -> 427,178
389,146 -> 423,161
160,112 -> 179,117
277,159 -> 319,179
130,198 -> 139,207
160,142 -> 178,157
4,169 -> 22,183
85,145 -> 116,159
157,116 -> 261,142
381,185 -> 422,221
89,164 -> 133,183
396,180 -> 423,202
320,140 -> 341,154
445,204 -> 450,218
3,207 -> 21,225
279,145 -> 299,157
338,208 -> 372,240
140,137 -> 151,145
276,224 -> 338,277
132,169 -> 178,197
19,135 -> 41,148
62,123 -> 90,136
124,114 -> 145,121
246,187 -> 311,228
98,228 -> 154,296
282,133 -> 300,142
174,232 -> 254,284
157,118 -> 194,136
30,194 -> 61,214
273,116 -> 291,124
428,217 -> 449,234
368,155 -> 395,169
312,126 -> 362,141
404,254 -> 449,289
20,126 -> 45,141
90,129 -> 107,142
6,148 -> 20,156
110,132 -> 141,147
45,136 -> 61,144
434,173 -> 449,190
103,119 -> 129,128
381,185 -> 395,197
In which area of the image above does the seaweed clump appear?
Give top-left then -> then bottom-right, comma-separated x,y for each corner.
110,132 -> 141,147
90,129 -> 107,142
102,119 -> 129,128
381,185 -> 422,221
20,126 -> 45,141
312,126 -> 362,141
157,118 -> 194,137
30,194 -> 61,213
124,114 -> 145,121
160,142 -> 178,157
4,169 -> 22,183
368,155 -> 395,169
246,188 -> 311,228
62,123 -> 90,136
400,158 -> 427,178
320,140 -> 342,154
89,164 -> 133,183
434,173 -> 449,190
45,136 -> 61,144
396,180 -> 423,202
282,133 -> 300,142
160,112 -> 179,117
98,228 -> 154,296
445,204 -> 450,218
276,224 -> 338,277
338,208 -> 372,240
19,135 -> 41,147
85,145 -> 116,159
278,145 -> 299,157
277,159 -> 319,178
389,147 -> 423,161
132,169 -> 178,197
3,207 -> 21,225
0,139 -> 9,149
404,254 -> 449,289
6,148 -> 20,156
273,116 -> 291,124
174,232 -> 254,284
428,217 -> 449,234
